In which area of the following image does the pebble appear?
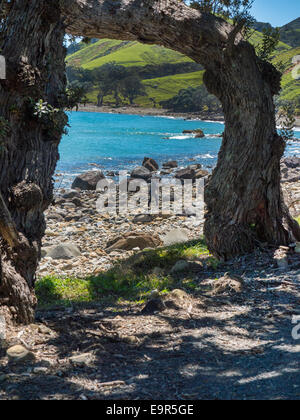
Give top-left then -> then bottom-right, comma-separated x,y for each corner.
37,164 -> 300,279
7,345 -> 35,364
38,190 -> 205,278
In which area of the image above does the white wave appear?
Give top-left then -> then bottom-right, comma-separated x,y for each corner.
166,135 -> 195,140
206,133 -> 223,138
202,119 -> 225,125
195,154 -> 215,159
153,115 -> 183,120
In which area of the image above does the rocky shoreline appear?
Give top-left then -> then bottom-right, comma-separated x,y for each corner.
38,157 -> 300,279
75,104 -> 300,128
75,104 -> 225,123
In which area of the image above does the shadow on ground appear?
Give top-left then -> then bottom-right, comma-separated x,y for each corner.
1,250 -> 300,400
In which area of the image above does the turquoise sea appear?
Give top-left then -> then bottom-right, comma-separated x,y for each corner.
56,111 -> 300,187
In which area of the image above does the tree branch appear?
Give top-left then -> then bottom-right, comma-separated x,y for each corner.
60,0 -> 239,68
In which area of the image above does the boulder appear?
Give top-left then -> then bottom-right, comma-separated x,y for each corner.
62,190 -> 80,199
170,260 -> 190,274
142,157 -> 159,172
160,169 -> 173,175
195,132 -> 205,138
175,168 -> 196,180
282,157 -> 300,169
163,161 -> 178,169
161,228 -> 189,246
175,167 -> 209,180
130,166 -> 152,182
183,129 -> 205,138
133,214 -> 153,223
72,198 -> 83,207
141,298 -> 166,314
42,243 -> 81,260
72,171 -> 105,191
7,345 -> 35,364
188,164 -> 202,171
194,169 -> 210,179
170,260 -> 202,274
106,232 -> 162,251
213,273 -> 244,295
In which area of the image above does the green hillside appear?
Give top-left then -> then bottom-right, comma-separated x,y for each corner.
66,18 -> 299,111
67,39 -> 194,69
85,71 -> 205,107
280,18 -> 300,48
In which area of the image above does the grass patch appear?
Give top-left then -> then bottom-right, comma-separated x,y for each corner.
36,239 -> 218,309
85,70 -> 204,108
67,39 -> 193,70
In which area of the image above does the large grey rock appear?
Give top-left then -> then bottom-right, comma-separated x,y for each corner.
42,243 -> 81,260
161,228 -> 189,246
170,260 -> 190,274
163,161 -> 178,169
62,190 -> 81,199
72,171 -> 105,191
106,232 -> 162,251
194,169 -> 210,179
282,157 -> 300,169
171,260 -> 202,274
7,345 -> 35,364
175,168 -> 196,180
175,167 -> 209,180
131,166 -> 152,182
142,157 -> 159,172
133,214 -> 153,224
183,129 -> 205,138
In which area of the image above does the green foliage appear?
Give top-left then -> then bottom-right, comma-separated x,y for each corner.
65,16 -> 299,112
160,85 -> 221,113
188,0 -> 255,36
257,27 -> 280,61
65,82 -> 90,110
36,239 -> 219,308
28,98 -> 68,139
33,99 -> 59,119
121,74 -> 146,105
278,103 -> 296,141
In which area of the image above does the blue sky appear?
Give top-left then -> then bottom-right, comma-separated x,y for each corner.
251,0 -> 299,26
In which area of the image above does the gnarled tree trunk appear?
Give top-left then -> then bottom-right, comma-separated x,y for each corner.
0,0 -> 67,323
203,44 -> 300,259
0,0 -> 299,323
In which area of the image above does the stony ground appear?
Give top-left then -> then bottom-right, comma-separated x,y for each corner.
0,157 -> 299,400
1,259 -> 300,400
38,156 -> 300,279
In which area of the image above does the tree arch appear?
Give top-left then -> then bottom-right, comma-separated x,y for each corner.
0,0 -> 299,323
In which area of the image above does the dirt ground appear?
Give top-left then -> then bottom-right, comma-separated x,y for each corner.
1,251 -> 300,401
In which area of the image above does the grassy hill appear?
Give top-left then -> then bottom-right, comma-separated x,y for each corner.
280,18 -> 300,48
66,18 -> 300,111
67,40 -> 194,69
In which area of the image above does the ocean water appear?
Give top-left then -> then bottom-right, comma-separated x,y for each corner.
56,111 -> 300,188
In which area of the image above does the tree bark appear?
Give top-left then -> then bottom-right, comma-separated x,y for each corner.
1,0 -> 299,323
0,0 -> 67,323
